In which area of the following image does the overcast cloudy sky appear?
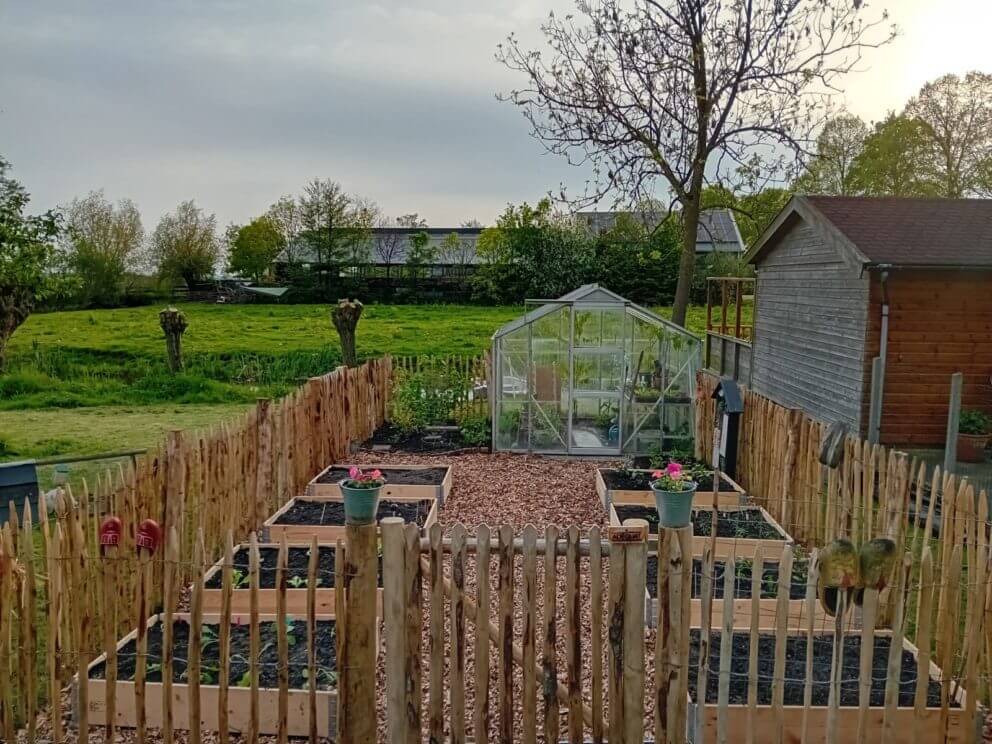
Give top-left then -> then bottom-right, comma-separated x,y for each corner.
2,0 -> 991,229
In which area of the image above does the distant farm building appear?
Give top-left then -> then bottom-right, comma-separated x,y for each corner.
274,226 -> 483,278
735,195 -> 992,447
577,208 -> 746,253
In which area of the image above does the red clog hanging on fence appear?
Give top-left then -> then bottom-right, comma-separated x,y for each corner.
135,518 -> 161,555
99,516 -> 123,554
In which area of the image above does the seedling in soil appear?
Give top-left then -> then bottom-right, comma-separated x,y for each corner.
303,666 -> 338,688
232,569 -> 251,590
287,575 -> 323,589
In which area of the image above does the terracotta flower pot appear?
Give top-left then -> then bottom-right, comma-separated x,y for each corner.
957,433 -> 989,464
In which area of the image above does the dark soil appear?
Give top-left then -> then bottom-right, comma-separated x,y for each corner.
613,505 -> 784,540
316,466 -> 448,486
367,422 -> 487,452
601,468 -> 737,494
646,556 -> 808,600
204,545 -> 383,590
273,498 -> 434,528
89,618 -> 337,690
687,630 -> 950,708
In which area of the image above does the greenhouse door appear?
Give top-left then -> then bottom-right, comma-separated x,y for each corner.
567,305 -> 624,455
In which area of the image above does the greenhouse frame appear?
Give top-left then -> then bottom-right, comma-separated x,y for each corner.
490,284 -> 702,457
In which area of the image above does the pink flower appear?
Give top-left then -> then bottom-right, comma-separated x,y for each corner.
349,466 -> 360,479
666,462 -> 683,477
371,469 -> 382,480
651,471 -> 664,480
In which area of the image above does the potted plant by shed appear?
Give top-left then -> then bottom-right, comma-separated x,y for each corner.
339,466 -> 385,524
958,410 -> 992,463
649,462 -> 696,528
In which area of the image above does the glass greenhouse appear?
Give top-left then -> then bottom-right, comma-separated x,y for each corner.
491,284 -> 702,457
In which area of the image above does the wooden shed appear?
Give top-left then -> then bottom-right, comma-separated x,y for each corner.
745,195 -> 992,447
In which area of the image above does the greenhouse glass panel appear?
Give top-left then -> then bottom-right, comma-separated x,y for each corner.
491,285 -> 701,457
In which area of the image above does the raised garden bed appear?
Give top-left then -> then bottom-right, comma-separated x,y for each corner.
202,544 -> 383,617
596,467 -> 746,512
643,555 -> 825,630
264,496 -> 438,543
686,630 -> 969,743
364,422 -> 488,453
610,504 -> 791,559
307,463 -> 452,504
85,613 -> 350,738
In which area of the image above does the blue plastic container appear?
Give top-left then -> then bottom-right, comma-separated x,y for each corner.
650,481 -> 698,528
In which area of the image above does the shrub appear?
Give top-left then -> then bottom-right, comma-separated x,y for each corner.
960,410 -> 992,436
452,402 -> 491,447
389,368 -> 465,432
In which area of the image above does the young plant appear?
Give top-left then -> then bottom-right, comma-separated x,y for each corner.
302,665 -> 338,688
649,462 -> 694,492
231,569 -> 251,590
341,466 -> 385,489
960,410 -> 992,436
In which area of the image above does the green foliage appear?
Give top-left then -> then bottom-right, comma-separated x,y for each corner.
452,402 -> 491,446
150,200 -> 219,287
700,186 -> 792,247
389,366 -> 466,431
404,231 -> 438,279
61,191 -> 144,307
591,214 -> 681,304
472,199 -> 594,304
793,114 -> 869,196
0,156 -> 65,367
848,113 -> 941,197
960,410 -> 992,436
227,216 -> 285,282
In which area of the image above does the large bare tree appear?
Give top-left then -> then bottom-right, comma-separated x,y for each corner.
498,0 -> 894,325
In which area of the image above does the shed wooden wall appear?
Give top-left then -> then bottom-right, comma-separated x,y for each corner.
750,215 -> 870,429
863,270 -> 992,446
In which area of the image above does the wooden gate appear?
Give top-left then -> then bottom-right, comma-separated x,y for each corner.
376,517 -> 981,744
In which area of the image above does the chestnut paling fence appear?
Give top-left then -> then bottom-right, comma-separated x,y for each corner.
0,358 -> 391,742
695,373 -> 992,715
0,357 -> 990,742
378,519 -> 978,744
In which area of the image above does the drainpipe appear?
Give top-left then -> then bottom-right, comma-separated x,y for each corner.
868,269 -> 890,444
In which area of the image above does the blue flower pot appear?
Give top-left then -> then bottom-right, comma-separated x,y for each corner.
339,481 -> 383,525
650,481 -> 698,529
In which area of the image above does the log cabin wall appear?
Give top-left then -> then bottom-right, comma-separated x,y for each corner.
862,269 -> 992,446
749,214 -> 871,431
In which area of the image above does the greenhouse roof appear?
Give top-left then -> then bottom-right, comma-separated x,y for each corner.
492,284 -> 698,340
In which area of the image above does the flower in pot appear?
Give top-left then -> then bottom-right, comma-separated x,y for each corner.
649,462 -> 697,529
339,466 -> 386,525
958,410 -> 992,463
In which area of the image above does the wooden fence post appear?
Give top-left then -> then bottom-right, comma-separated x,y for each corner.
340,521 -> 378,744
608,518 -> 648,744
382,517 -> 407,742
254,398 -> 272,529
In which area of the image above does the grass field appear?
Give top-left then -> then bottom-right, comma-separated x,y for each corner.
1,301 -> 732,463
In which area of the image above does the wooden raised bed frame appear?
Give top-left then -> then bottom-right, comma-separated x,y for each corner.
609,503 -> 792,560
263,495 -> 439,544
687,632 -> 973,743
82,612 -> 365,738
596,467 -> 746,512
643,555 -> 828,630
307,463 -> 453,505
200,543 -> 384,618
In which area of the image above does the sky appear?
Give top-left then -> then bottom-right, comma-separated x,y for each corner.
2,0 -> 991,229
